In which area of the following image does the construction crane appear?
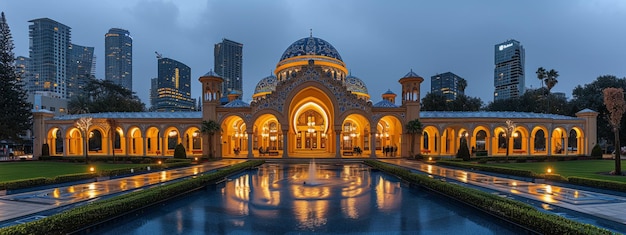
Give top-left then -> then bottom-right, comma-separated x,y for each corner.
155,51 -> 162,59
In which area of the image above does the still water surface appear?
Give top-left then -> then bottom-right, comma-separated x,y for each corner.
93,163 -> 524,234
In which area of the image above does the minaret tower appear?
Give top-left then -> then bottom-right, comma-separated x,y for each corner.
198,69 -> 223,157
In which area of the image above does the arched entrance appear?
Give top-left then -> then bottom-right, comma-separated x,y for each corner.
375,116 -> 402,157
287,85 -> 335,157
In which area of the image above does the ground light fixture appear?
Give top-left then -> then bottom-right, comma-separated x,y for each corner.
158,160 -> 162,165
89,166 -> 95,172
547,168 -> 553,174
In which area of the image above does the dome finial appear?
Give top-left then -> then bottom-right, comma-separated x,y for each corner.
310,28 -> 313,37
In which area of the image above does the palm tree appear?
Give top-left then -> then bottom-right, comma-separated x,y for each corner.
536,67 -> 546,90
545,69 -> 559,113
201,120 -> 221,158
404,119 -> 423,158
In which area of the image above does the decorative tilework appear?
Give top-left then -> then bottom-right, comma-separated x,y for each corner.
280,36 -> 342,61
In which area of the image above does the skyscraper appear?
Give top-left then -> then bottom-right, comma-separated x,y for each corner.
214,38 -> 243,100
494,39 -> 525,101
28,18 -> 71,99
151,57 -> 194,111
67,43 -> 94,99
431,72 -> 465,101
105,28 -> 133,91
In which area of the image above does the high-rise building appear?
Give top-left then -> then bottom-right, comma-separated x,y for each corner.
494,39 -> 525,101
105,28 -> 133,91
15,56 -> 29,86
28,18 -> 71,99
214,38 -> 243,100
151,57 -> 194,111
431,72 -> 465,101
67,43 -> 94,99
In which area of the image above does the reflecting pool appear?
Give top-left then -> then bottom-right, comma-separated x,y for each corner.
93,162 -> 525,234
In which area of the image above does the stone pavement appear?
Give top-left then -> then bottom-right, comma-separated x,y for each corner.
0,159 -> 245,226
381,159 -> 626,227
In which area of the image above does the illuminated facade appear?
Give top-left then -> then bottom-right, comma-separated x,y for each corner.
28,18 -> 71,99
431,72 -> 465,101
214,38 -> 243,101
105,28 -> 133,91
67,43 -> 94,99
494,39 -> 525,101
151,57 -> 195,111
33,36 -> 597,159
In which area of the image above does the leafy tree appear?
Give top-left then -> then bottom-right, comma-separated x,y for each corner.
404,119 -> 423,157
570,75 -> 626,147
536,67 -> 546,89
421,92 -> 482,111
456,138 -> 470,161
0,12 -> 31,143
421,93 -> 448,111
603,87 -> 626,175
535,67 -> 559,113
201,120 -> 221,158
174,143 -> 186,159
68,79 -> 145,114
485,88 -> 568,115
457,78 -> 467,93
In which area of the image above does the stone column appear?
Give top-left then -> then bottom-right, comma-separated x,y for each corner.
247,130 -> 254,159
282,130 -> 289,158
335,130 -> 342,158
370,132 -> 376,158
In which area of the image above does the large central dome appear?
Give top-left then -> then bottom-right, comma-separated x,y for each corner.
280,36 -> 342,61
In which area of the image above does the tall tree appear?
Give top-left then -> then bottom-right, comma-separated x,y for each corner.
68,79 -> 145,114
201,120 -> 221,158
457,78 -> 467,94
570,75 -> 626,148
421,92 -> 448,111
404,119 -> 423,157
536,67 -> 546,89
75,116 -> 93,164
603,88 -> 625,175
0,12 -> 31,143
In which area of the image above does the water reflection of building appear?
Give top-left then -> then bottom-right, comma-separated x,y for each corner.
33,36 -> 597,159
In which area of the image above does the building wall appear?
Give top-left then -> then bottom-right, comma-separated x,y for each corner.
214,39 -> 243,98
105,28 -> 133,91
67,43 -> 94,99
153,58 -> 194,111
431,72 -> 465,101
494,39 -> 525,101
28,18 -> 71,99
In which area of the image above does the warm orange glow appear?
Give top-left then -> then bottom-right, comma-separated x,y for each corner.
547,168 -> 552,174
428,157 -> 432,161
89,166 -> 95,172
158,160 -> 162,164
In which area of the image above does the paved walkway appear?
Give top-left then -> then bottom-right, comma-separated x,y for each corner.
0,159 -> 245,225
381,159 -> 626,227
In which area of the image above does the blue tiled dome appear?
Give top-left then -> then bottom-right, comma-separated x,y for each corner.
280,36 -> 342,62
373,100 -> 398,108
254,74 -> 278,94
345,74 -> 368,94
224,99 -> 250,108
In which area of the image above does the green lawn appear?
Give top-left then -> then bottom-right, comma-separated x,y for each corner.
490,159 -> 626,183
0,161 -> 151,182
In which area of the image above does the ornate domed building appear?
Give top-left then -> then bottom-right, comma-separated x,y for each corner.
32,35 -> 598,159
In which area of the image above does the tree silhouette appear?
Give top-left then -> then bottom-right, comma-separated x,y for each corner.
603,87 -> 626,175
0,12 -> 31,143
405,119 -> 423,157
201,120 -> 221,158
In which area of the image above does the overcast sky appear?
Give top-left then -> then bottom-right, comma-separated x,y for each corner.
2,0 -> 626,106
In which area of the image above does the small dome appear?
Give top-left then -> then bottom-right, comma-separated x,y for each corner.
345,74 -> 368,94
383,89 -> 396,95
203,69 -> 221,77
280,36 -> 342,62
403,69 -> 421,78
373,100 -> 398,108
223,99 -> 250,108
254,74 -> 278,95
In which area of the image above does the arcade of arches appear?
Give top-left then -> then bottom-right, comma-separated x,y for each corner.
31,36 -> 598,159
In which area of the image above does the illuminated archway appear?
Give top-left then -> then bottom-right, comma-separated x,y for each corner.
128,126 -> 143,155
375,116 -> 402,157
222,115 -> 248,157
422,126 -> 440,155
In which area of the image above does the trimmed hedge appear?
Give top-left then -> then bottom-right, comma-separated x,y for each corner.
569,176 -> 626,192
0,160 -> 264,235
364,160 -> 613,235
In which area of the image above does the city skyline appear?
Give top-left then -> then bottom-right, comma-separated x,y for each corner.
2,1 -> 626,106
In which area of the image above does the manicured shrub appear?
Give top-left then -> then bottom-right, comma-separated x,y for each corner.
456,142 -> 471,161
591,144 -> 603,158
174,144 -> 187,159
